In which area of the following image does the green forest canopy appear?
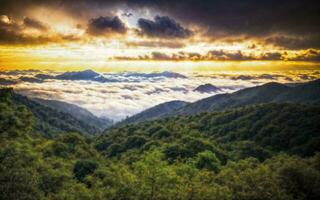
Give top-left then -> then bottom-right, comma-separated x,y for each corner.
0,87 -> 320,200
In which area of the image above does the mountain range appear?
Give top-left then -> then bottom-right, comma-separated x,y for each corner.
32,70 -> 187,83
122,79 -> 320,124
193,83 -> 222,93
1,78 -> 320,199
2,79 -> 319,133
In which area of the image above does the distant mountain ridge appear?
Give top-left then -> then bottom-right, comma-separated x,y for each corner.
55,69 -> 100,80
34,70 -> 187,83
194,83 -> 222,93
120,79 -> 320,125
172,80 -> 320,116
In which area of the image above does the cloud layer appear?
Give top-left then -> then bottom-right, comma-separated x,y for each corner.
114,49 -> 320,61
1,69 -> 319,121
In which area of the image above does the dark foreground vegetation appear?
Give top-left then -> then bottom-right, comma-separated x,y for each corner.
1,86 -> 320,200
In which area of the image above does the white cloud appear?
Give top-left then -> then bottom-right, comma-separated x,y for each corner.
2,70 -> 319,121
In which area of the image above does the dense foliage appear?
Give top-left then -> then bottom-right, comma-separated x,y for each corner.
34,98 -> 113,130
12,92 -> 100,137
1,87 -> 320,200
98,104 -> 320,161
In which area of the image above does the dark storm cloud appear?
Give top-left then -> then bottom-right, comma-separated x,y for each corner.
0,1 -> 121,19
87,16 -> 127,35
23,17 -> 48,31
128,0 -> 320,49
1,1 -> 319,37
0,0 -> 319,49
129,0 -> 320,35
137,16 -> 192,38
266,36 -> 320,50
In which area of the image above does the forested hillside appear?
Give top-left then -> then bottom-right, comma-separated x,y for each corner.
10,89 -> 101,137
1,86 -> 320,200
121,100 -> 188,124
97,104 -> 320,161
171,79 -> 320,116
34,98 -> 113,130
121,79 -> 320,125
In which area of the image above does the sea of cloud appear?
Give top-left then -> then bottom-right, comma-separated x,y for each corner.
1,69 -> 319,121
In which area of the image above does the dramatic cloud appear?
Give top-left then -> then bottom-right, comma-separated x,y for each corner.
137,16 -> 192,38
87,16 -> 127,35
129,0 -> 320,35
0,15 -> 79,45
125,40 -> 185,48
0,1 -> 319,39
266,35 -> 320,50
0,0 -> 319,65
23,17 -> 48,31
114,50 -> 283,61
290,49 -> 320,62
113,49 -> 320,62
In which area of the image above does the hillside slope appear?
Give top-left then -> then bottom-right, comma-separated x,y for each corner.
169,79 -> 320,116
3,89 -> 101,137
120,100 -> 188,124
98,103 -> 320,161
34,98 -> 113,130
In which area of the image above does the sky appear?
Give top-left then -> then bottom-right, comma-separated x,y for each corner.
0,0 -> 320,71
0,0 -> 320,120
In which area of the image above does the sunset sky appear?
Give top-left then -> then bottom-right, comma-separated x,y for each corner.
0,0 -> 320,71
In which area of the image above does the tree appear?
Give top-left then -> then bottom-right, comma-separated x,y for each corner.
194,150 -> 221,173
73,159 -> 98,182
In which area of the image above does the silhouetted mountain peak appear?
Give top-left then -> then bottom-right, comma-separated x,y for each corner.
56,69 -> 100,80
194,84 -> 221,93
